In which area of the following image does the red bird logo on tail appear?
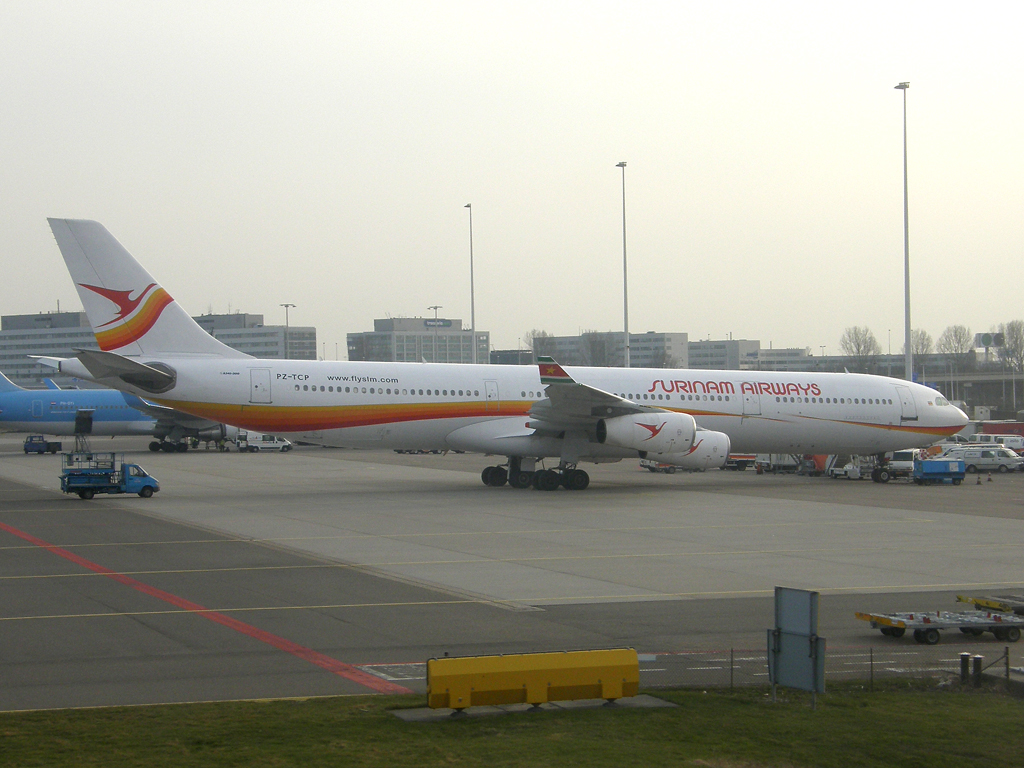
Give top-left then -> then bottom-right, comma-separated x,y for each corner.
80,283 -> 158,328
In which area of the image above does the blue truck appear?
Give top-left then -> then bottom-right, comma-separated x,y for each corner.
912,458 -> 966,486
24,435 -> 62,454
60,452 -> 160,499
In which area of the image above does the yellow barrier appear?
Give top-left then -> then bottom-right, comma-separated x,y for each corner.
426,648 -> 639,710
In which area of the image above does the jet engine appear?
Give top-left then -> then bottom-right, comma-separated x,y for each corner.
655,430 -> 731,471
596,411 -> 697,455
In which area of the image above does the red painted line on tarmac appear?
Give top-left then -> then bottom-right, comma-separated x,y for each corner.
0,520 -> 411,695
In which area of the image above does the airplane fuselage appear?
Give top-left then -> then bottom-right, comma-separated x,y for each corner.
78,357 -> 966,458
0,388 -> 156,437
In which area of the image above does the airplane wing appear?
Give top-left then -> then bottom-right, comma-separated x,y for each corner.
529,357 -> 653,430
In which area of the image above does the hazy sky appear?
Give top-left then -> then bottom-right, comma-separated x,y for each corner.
2,2 -> 1021,359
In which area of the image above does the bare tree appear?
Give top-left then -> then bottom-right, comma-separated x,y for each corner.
580,330 -> 611,367
839,326 -> 881,370
901,328 -> 933,356
936,325 -> 974,372
523,329 -> 556,361
999,320 -> 1024,373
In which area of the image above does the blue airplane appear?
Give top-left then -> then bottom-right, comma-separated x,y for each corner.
0,370 -> 227,451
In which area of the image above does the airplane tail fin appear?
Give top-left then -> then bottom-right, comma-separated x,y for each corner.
0,370 -> 23,392
47,219 -> 248,359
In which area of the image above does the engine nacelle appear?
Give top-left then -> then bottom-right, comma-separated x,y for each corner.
196,424 -> 228,442
657,430 -> 731,471
596,411 -> 697,455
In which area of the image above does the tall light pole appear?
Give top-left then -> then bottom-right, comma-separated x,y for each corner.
280,303 -> 295,359
616,161 -> 630,368
428,305 -> 442,363
895,81 -> 911,381
465,203 -> 476,364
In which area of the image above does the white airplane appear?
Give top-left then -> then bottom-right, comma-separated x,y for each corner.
43,218 -> 968,490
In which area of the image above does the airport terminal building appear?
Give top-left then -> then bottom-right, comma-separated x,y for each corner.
347,318 -> 490,364
1,311 -> 316,386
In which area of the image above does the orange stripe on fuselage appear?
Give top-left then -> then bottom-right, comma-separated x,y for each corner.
150,399 -> 532,434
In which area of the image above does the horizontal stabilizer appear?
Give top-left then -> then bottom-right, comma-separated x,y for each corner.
0,370 -> 22,392
74,349 -> 176,392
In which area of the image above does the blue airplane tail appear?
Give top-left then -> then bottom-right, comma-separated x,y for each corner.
0,370 -> 23,393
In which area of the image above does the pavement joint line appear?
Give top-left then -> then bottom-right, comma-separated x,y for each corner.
5,580 -> 1024,621
0,519 -> 412,696
0,516 -> 941,551
0,540 -> 1015,580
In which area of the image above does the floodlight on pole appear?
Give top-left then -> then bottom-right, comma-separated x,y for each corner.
465,203 -> 476,364
280,303 -> 295,359
616,161 -> 630,368
428,305 -> 442,363
895,81 -> 911,381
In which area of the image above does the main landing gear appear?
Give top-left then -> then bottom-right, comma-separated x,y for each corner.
481,462 -> 590,491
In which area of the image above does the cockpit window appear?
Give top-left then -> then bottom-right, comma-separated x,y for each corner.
935,397 -> 949,406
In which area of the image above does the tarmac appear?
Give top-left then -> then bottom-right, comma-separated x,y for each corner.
1,435 -> 1022,711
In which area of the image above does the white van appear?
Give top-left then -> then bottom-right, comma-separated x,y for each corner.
940,446 -> 1023,474
235,431 -> 293,453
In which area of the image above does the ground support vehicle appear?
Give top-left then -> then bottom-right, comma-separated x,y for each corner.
957,594 -> 1024,616
639,458 -> 677,474
235,431 -> 293,453
24,435 -> 62,454
912,458 -> 965,485
59,452 -> 160,500
856,609 -> 1024,644
724,453 -> 755,471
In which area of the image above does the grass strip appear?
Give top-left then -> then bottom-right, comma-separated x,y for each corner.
1,681 -> 1022,768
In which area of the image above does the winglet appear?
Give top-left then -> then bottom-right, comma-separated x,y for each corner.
538,357 -> 576,386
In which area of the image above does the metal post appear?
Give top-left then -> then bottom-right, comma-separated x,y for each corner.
616,161 -> 629,368
280,303 -> 295,360
895,82 -> 912,381
730,648 -> 734,689
960,652 -> 971,684
428,305 -> 442,363
972,654 -> 983,687
465,203 -> 476,365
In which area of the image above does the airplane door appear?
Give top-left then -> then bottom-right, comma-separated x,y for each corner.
895,385 -> 918,421
250,369 -> 272,404
484,380 -> 500,412
31,400 -> 43,419
741,389 -> 761,416
75,409 -> 95,435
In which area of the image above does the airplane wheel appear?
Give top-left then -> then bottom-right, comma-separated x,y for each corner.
481,467 -> 494,486
564,469 -> 590,491
878,469 -> 891,483
160,442 -> 177,452
536,470 -> 561,491
487,467 -> 508,487
176,442 -> 189,452
509,471 -> 533,489
149,441 -> 162,452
